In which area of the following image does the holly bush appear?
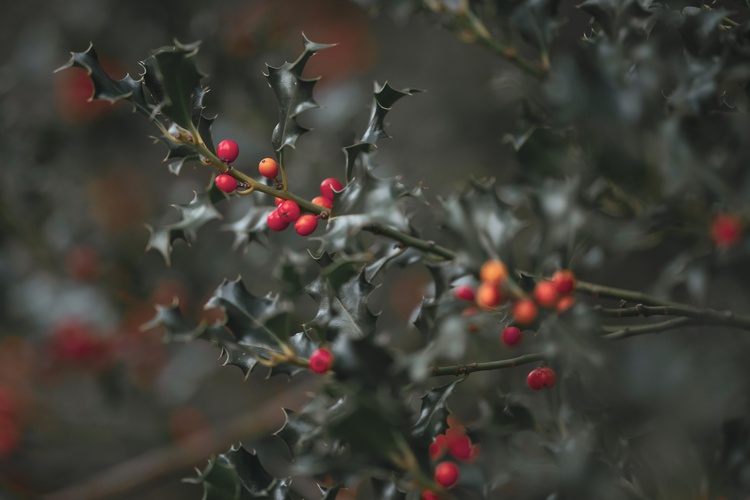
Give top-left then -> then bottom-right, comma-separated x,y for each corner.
14,0 -> 750,498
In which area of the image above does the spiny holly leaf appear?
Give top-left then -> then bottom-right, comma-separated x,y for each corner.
146,191 -> 222,265
439,179 -> 523,264
222,204 -> 275,251
184,456 -> 241,500
344,82 -> 421,182
274,408 -> 322,459
265,34 -> 333,153
365,245 -> 423,282
153,134 -> 201,175
143,40 -> 207,130
331,335 -> 399,389
320,168 -> 425,256
207,278 -> 294,350
141,302 -> 203,342
55,44 -> 150,115
412,381 -> 458,441
304,258 -> 379,342
219,445 -> 279,497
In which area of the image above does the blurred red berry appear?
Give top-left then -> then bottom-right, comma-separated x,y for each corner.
453,285 -> 475,302
309,348 -> 334,374
434,461 -> 459,488
501,326 -> 522,346
551,269 -> 576,295
711,214 -> 743,248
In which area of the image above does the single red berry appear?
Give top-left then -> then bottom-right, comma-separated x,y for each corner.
258,157 -> 279,178
320,178 -> 344,200
711,214 -> 743,248
277,200 -> 301,222
215,174 -> 238,193
556,295 -> 575,313
311,196 -> 333,209
422,491 -> 439,500
430,434 -> 447,461
266,210 -> 289,232
216,140 -> 239,163
551,269 -> 576,295
527,367 -> 557,390
275,197 -> 284,207
434,461 -> 460,488
501,326 -> 522,346
476,282 -> 503,309
534,281 -> 559,308
453,285 -> 475,302
309,348 -> 334,374
512,299 -> 538,325
294,214 -> 319,236
446,429 -> 473,461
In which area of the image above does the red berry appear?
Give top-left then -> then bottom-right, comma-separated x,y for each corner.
551,269 -> 576,295
294,214 -> 319,236
309,348 -> 334,374
501,326 -> 522,346
215,174 -> 238,193
711,214 -> 743,248
320,178 -> 344,200
556,295 -> 575,313
527,367 -> 557,390
216,140 -> 239,163
453,285 -> 475,302
275,197 -> 284,207
446,429 -> 472,461
266,210 -> 289,232
434,461 -> 460,488
258,157 -> 279,178
277,200 -> 301,222
476,282 -> 503,309
512,299 -> 537,325
534,281 -> 559,308
422,491 -> 439,500
311,196 -> 333,209
430,434 -> 447,461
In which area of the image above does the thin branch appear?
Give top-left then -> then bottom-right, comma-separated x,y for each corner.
575,280 -> 682,308
363,223 -> 456,261
430,352 -> 547,376
598,303 -> 750,330
603,317 -> 696,341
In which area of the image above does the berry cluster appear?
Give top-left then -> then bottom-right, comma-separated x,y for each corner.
209,140 -> 346,237
422,416 -> 479,497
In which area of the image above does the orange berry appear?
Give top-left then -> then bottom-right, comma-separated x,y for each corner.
479,259 -> 508,284
533,281 -> 559,308
476,282 -> 503,309
512,299 -> 537,325
551,269 -> 576,295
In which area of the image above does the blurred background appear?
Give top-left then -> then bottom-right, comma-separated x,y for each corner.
1,0 -> 538,498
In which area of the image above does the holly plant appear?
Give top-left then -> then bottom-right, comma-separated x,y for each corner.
52,1 -> 750,499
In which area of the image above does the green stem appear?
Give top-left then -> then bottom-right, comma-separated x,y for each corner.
278,148 -> 289,191
603,317 -> 696,341
430,352 -> 546,376
363,223 -> 456,260
575,280 -> 681,308
599,303 -> 750,330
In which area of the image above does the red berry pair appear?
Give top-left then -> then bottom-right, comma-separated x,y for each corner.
267,200 -> 319,235
527,366 -> 557,390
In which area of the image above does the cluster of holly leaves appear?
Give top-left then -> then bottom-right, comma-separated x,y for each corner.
59,0 -> 750,498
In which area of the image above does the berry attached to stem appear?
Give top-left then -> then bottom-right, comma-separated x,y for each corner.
309,348 -> 334,374
258,157 -> 279,179
215,174 -> 238,193
294,214 -> 319,236
512,299 -> 537,325
312,196 -> 333,209
277,200 -> 301,222
216,140 -> 239,163
501,326 -> 522,346
266,210 -> 290,232
320,178 -> 344,200
551,269 -> 576,295
533,281 -> 559,308
434,461 -> 460,488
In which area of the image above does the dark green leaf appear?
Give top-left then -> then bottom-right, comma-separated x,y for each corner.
412,381 -> 458,441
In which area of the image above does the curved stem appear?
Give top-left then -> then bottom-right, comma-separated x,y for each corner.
603,317 -> 696,341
